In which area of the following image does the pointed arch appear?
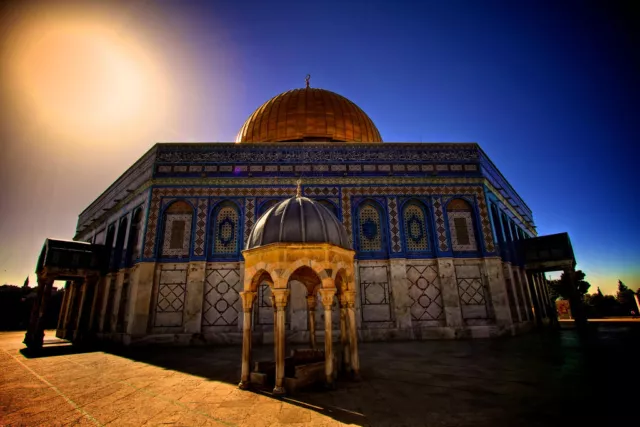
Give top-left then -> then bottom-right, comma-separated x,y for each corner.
210,200 -> 241,258
355,199 -> 386,255
160,200 -> 194,258
446,198 -> 478,252
126,207 -> 144,266
401,199 -> 432,253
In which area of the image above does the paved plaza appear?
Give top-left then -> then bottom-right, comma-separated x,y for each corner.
1,326 -> 638,426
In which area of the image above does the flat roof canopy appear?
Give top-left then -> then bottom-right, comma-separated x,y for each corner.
517,232 -> 576,272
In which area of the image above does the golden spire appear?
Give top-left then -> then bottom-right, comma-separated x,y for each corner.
305,74 -> 310,89
296,178 -> 302,198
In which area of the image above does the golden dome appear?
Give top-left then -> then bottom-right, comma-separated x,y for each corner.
235,87 -> 382,143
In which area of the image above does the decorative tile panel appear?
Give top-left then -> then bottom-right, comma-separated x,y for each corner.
202,268 -> 241,326
193,198 -> 208,257
358,205 -> 382,252
406,264 -> 443,321
244,198 -> 255,246
448,211 -> 478,251
386,197 -> 401,252
458,278 -> 486,305
432,196 -> 449,252
213,206 -> 239,255
403,203 -> 429,252
155,267 -> 187,327
142,185 -> 495,259
161,213 -> 192,257
359,265 -> 392,322
455,264 -> 492,321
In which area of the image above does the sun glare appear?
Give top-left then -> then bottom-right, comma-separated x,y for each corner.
3,5 -> 169,146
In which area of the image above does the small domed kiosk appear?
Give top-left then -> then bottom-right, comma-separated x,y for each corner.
239,184 -> 359,395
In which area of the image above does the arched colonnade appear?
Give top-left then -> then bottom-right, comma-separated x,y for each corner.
239,243 -> 359,395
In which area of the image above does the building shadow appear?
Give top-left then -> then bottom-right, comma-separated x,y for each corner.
16,326 -> 640,426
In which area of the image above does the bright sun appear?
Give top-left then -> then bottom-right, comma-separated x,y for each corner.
3,5 -> 168,144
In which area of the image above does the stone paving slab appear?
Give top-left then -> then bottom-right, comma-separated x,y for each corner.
1,326 -> 638,426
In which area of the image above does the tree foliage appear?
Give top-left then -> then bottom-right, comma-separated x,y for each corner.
547,270 -> 591,301
0,284 -> 64,331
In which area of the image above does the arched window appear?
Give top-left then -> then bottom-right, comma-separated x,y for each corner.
127,208 -> 144,265
211,202 -> 240,256
357,202 -> 383,252
161,200 -> 193,258
402,202 -> 430,252
112,217 -> 128,270
317,199 -> 339,218
446,198 -> 478,252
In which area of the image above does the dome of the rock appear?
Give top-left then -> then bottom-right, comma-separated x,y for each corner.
246,195 -> 351,250
235,87 -> 382,143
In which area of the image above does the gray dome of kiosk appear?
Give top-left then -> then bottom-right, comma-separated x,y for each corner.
246,196 -> 351,250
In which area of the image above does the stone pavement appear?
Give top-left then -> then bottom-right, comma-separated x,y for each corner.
1,326 -> 638,426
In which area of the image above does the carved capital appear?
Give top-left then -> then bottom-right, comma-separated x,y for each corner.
343,290 -> 357,308
239,291 -> 257,312
272,289 -> 290,310
318,288 -> 336,308
306,295 -> 317,310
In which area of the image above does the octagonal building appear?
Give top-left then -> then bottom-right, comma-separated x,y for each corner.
55,82 -> 555,345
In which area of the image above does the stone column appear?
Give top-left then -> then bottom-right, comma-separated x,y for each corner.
97,274 -> 113,332
24,277 -> 54,349
338,293 -> 351,372
238,291 -> 257,390
306,294 -> 317,349
56,282 -> 71,334
85,275 -> 101,335
73,281 -> 88,340
437,258 -> 463,329
319,288 -> 336,386
62,281 -> 78,338
270,293 -> 277,360
110,271 -> 125,332
344,290 -> 361,379
525,272 -> 543,327
272,288 -> 290,396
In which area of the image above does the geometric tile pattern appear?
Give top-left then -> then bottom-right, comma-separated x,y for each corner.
403,203 -> 429,252
213,206 -> 239,255
193,198 -> 208,257
156,284 -> 186,313
476,195 -> 495,252
142,185 -> 496,258
244,198 -> 255,247
359,265 -> 392,322
406,264 -> 443,320
432,196 -> 449,252
202,268 -> 241,326
386,197 -> 401,252
457,278 -> 486,305
447,211 -> 477,251
358,204 -> 382,252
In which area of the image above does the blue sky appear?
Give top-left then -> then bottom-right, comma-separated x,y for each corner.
1,0 -> 637,294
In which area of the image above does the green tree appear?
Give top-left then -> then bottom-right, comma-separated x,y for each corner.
547,270 -> 591,301
616,280 -> 637,314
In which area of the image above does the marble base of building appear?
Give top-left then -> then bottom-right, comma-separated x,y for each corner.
55,256 -> 554,347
